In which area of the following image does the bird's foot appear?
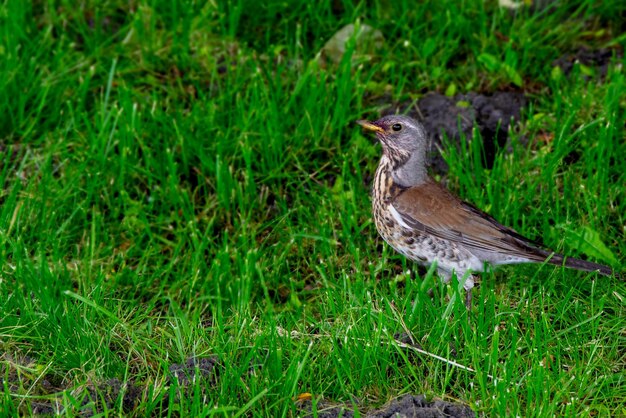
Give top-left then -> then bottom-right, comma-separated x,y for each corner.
464,289 -> 472,311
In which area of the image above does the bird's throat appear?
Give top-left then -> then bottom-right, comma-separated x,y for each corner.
390,150 -> 428,187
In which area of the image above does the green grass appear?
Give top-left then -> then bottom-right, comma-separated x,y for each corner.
1,0 -> 625,416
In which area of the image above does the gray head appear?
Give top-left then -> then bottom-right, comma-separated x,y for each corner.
357,114 -> 428,157
357,114 -> 429,186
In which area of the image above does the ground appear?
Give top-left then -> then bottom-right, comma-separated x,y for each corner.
1,1 -> 625,416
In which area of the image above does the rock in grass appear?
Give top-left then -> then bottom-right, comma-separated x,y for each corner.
320,23 -> 384,64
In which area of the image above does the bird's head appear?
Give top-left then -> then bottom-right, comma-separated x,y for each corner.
357,114 -> 429,185
357,115 -> 428,159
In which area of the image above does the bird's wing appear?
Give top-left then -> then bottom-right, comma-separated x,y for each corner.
391,180 -> 548,261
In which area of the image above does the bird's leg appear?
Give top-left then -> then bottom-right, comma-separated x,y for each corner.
464,289 -> 472,311
462,274 -> 475,311
425,268 -> 444,299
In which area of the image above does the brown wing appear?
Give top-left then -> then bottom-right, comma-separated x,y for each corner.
392,180 -> 549,261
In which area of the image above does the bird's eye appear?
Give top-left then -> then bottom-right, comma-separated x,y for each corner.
391,123 -> 402,132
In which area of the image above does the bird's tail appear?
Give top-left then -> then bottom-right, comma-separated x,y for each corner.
544,252 -> 616,277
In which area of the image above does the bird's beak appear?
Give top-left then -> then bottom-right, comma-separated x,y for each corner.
357,120 -> 385,133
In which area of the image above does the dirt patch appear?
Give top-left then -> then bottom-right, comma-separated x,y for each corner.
1,353 -> 61,415
385,91 -> 526,175
1,353 -> 220,415
553,47 -> 623,78
80,378 -> 143,417
368,395 -> 475,418
168,355 -> 220,386
297,394 -> 475,417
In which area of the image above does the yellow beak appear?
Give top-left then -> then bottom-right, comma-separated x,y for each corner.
357,120 -> 385,133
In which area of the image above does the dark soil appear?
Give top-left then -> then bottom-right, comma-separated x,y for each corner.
168,355 -> 220,386
393,91 -> 527,174
553,46 -> 623,78
297,394 -> 475,418
368,395 -> 475,418
1,354 -> 220,416
80,378 -> 143,417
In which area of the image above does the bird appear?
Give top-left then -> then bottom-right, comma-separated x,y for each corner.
357,114 -> 616,309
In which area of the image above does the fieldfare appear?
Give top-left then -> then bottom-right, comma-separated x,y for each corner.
358,114 -> 616,308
